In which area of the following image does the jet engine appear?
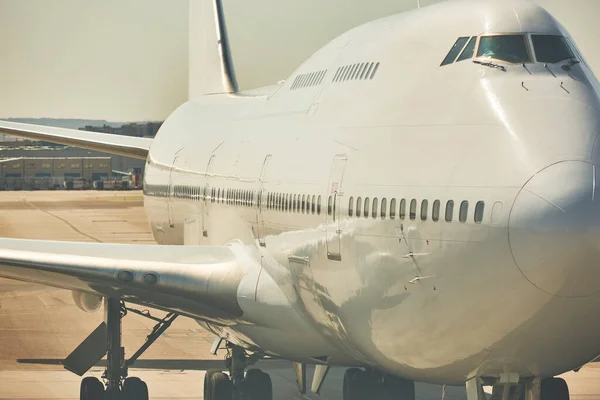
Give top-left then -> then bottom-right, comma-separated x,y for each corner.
72,291 -> 103,313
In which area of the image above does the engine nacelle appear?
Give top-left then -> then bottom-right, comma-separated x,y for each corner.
71,291 -> 103,313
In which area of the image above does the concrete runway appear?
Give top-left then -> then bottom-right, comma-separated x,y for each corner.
0,191 -> 597,400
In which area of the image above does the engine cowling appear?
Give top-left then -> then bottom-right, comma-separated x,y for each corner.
71,291 -> 103,313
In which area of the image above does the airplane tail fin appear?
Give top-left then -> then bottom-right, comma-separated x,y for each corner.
189,0 -> 238,99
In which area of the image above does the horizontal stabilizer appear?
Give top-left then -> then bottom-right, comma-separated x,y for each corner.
0,120 -> 152,160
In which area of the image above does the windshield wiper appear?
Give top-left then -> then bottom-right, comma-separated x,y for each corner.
473,59 -> 507,72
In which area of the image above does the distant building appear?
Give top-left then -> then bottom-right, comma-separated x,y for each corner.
0,157 -> 112,181
79,121 -> 162,138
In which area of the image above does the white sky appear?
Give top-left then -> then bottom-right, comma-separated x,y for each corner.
0,0 -> 598,121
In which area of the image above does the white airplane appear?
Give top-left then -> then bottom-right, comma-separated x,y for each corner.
0,0 -> 597,399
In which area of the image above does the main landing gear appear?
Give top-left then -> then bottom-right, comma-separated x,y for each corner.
76,298 -> 178,400
342,368 -> 415,400
469,375 -> 570,400
204,342 -> 273,400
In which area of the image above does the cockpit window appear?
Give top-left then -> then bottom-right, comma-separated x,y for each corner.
532,35 -> 576,64
457,36 -> 477,62
441,37 -> 470,66
477,35 -> 531,63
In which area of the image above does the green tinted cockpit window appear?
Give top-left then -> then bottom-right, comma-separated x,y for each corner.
441,37 -> 470,66
477,35 -> 530,63
532,35 -> 576,63
456,36 -> 477,62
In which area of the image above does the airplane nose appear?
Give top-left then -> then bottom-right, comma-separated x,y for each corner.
509,161 -> 600,298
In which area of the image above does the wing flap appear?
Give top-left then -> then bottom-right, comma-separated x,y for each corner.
0,238 -> 245,322
0,120 -> 152,160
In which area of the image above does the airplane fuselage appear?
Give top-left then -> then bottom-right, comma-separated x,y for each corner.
142,0 -> 600,385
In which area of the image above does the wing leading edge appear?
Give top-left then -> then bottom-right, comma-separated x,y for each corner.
0,238 -> 246,323
0,120 -> 152,160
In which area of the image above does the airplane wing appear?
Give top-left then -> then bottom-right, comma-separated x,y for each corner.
0,238 -> 246,323
0,120 -> 152,160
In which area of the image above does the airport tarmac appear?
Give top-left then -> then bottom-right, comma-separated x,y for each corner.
0,191 -> 597,399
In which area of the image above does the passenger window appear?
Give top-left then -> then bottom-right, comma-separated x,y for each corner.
328,196 -> 333,215
370,62 -> 380,79
349,197 -> 354,217
532,35 -> 575,64
459,201 -> 469,223
457,36 -> 477,62
399,199 -> 406,220
445,200 -> 454,222
432,200 -> 440,222
441,37 -> 470,66
474,201 -> 485,223
364,197 -> 370,218
372,198 -> 378,219
409,199 -> 417,220
359,63 -> 369,79
477,35 -> 530,63
356,197 -> 362,218
312,195 -> 316,214
421,200 -> 428,221
390,198 -> 396,219
381,198 -> 387,219
364,63 -> 374,79
317,195 -> 322,214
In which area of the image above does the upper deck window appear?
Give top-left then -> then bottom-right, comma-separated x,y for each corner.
532,35 -> 575,64
477,35 -> 530,63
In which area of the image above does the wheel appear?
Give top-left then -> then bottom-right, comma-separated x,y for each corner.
244,369 -> 273,400
343,368 -> 371,400
122,377 -> 149,400
80,377 -> 104,400
381,374 -> 415,400
542,377 -> 570,400
204,370 -> 220,400
210,371 -> 234,400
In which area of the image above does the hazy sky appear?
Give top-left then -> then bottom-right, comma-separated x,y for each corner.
0,0 -> 599,121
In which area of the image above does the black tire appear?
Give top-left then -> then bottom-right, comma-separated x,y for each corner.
80,377 -> 104,400
343,368 -> 371,400
204,369 -> 221,400
244,369 -> 273,400
542,377 -> 570,400
122,377 -> 149,400
382,374 -> 415,400
210,371 -> 234,400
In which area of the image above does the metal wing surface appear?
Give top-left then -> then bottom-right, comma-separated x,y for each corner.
0,120 -> 152,160
0,238 -> 245,323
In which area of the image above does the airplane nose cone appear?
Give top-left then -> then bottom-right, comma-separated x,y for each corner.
509,161 -> 600,298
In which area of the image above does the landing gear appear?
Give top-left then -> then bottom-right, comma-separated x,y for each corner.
205,370 -> 234,400
342,368 -> 415,400
80,377 -> 104,400
542,377 -> 569,400
206,343 -> 272,400
484,376 -> 570,400
75,298 -> 178,400
243,369 -> 273,400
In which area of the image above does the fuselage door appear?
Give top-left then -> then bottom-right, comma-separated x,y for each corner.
167,148 -> 183,228
326,155 -> 347,261
256,155 -> 272,247
202,155 -> 216,238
